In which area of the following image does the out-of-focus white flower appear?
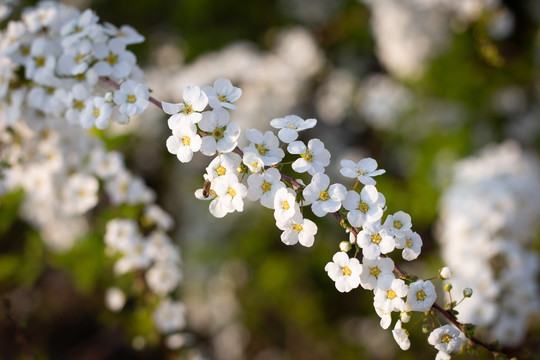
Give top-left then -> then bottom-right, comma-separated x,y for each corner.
146,262 -> 183,295
153,299 -> 186,334
105,287 -> 126,312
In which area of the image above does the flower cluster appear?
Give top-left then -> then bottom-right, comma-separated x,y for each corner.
0,1 -> 185,346
437,141 -> 540,346
162,77 -> 465,354
0,1 -> 150,131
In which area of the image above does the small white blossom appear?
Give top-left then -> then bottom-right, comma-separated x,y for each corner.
113,80 -> 149,117
105,287 -> 126,312
395,229 -> 422,261
343,185 -> 385,227
80,96 -> 112,129
405,279 -> 437,312
303,173 -> 346,217
209,175 -> 247,217
360,257 -> 395,290
276,212 -> 318,247
439,266 -> 452,280
243,151 -> 264,173
203,77 -> 242,110
357,222 -> 395,260
243,129 -> 284,166
247,168 -> 285,209
205,153 -> 241,181
324,252 -> 362,293
392,320 -> 411,350
373,275 -> 409,312
273,187 -> 299,221
428,325 -> 464,355
269,114 -> 317,143
288,138 -> 330,175
383,211 -> 412,237
92,38 -> 135,79
146,261 -> 183,295
62,173 -> 99,215
153,299 -> 186,334
162,86 -> 208,129
198,108 -> 241,155
166,123 -> 202,163
340,158 -> 385,185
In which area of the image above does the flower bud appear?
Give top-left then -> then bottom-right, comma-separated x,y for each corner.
104,91 -> 113,102
463,288 -> 473,298
339,241 -> 352,252
443,283 -> 452,292
421,324 -> 430,333
439,266 -> 452,280
400,311 -> 411,323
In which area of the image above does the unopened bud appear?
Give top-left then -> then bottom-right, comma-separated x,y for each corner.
400,311 -> 411,323
104,91 -> 113,102
339,241 -> 352,252
463,288 -> 473,298
439,266 -> 452,280
421,324 -> 430,334
443,283 -> 452,292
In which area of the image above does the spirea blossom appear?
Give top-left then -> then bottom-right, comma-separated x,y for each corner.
203,77 -> 242,110
113,79 -> 149,117
288,138 -> 330,175
302,173 -> 346,217
163,85 -> 209,129
324,252 -> 362,293
340,158 -> 385,185
427,325 -> 464,355
269,114 -> 317,143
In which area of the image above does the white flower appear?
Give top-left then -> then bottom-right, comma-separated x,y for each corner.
105,287 -> 126,312
144,205 -> 174,231
24,38 -> 56,84
273,187 -> 299,221
198,108 -> 241,155
60,9 -> 99,48
63,83 -> 91,124
145,231 -> 180,263
383,211 -> 412,237
357,222 -> 395,260
117,237 -> 152,273
166,123 -> 202,163
80,96 -> 112,129
288,138 -> 330,175
392,320 -> 410,350
373,275 -> 408,312
247,168 -> 285,209
62,173 -> 99,215
203,77 -> 242,110
269,114 -> 317,143
57,39 -> 93,75
395,229 -> 422,261
340,158 -> 385,185
374,303 -> 392,329
428,325 -> 464,355
162,86 -> 208,129
360,257 -> 395,290
205,153 -> 241,181
276,212 -> 318,247
146,262 -> 183,295
303,173 -> 346,217
92,38 -> 135,79
105,218 -> 140,253
209,175 -> 247,217
243,151 -> 264,173
153,299 -> 186,334
343,185 -> 385,228
405,279 -> 437,312
113,80 -> 149,117
324,252 -> 362,293
243,129 -> 284,166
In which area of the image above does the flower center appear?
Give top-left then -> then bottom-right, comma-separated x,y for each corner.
318,190 -> 330,201
261,181 -> 272,193
251,161 -> 259,169
106,53 -> 118,65
342,266 -> 352,276
127,94 -> 136,104
34,56 -> 45,67
218,94 -> 228,102
75,53 -> 86,64
212,127 -> 225,140
182,103 -> 193,115
216,165 -> 226,176
358,201 -> 369,213
406,239 -> 412,248
371,233 -> 382,245
282,200 -> 290,210
301,151 -> 313,162
227,187 -> 236,197
370,266 -> 381,277
393,220 -> 402,230
386,290 -> 397,300
292,224 -> 303,233
93,107 -> 100,118
255,143 -> 268,156
181,136 -> 190,146
416,290 -> 427,301
73,99 -> 85,110
441,334 -> 453,344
